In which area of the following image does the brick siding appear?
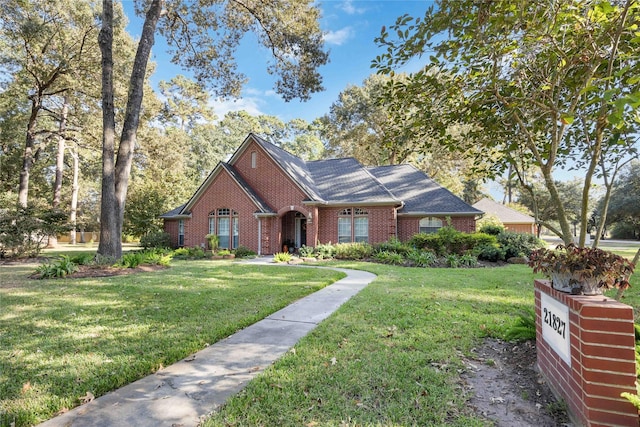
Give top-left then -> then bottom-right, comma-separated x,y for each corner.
163,138 -> 478,253
535,280 -> 638,426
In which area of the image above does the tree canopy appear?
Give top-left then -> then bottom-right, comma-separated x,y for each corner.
373,0 -> 640,246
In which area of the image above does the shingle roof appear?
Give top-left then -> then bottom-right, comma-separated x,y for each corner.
161,135 -> 481,219
367,164 -> 483,215
159,204 -> 187,218
251,135 -> 324,201
472,198 -> 534,223
307,158 -> 399,204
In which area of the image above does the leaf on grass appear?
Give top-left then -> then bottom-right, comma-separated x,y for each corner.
21,381 -> 32,393
306,422 -> 319,427
184,355 -> 196,362
330,357 -> 337,366
79,391 -> 95,404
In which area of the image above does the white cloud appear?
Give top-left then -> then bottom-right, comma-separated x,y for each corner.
210,96 -> 264,118
324,27 -> 353,46
340,0 -> 366,15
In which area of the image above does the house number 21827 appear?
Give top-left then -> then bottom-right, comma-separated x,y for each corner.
543,307 -> 566,339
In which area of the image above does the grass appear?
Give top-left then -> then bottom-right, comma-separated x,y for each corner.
3,247 -> 640,427
0,260 -> 344,427
200,263 -> 557,426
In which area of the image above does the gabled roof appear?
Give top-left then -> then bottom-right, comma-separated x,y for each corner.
233,134 -> 324,202
162,161 -> 274,218
472,198 -> 534,224
368,164 -> 483,215
161,134 -> 481,219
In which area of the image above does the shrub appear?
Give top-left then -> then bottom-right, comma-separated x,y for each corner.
406,249 -> 437,267
409,229 -> 496,256
140,231 -> 172,249
119,252 -> 145,268
34,255 -> 78,279
173,246 -> 206,259
69,253 -> 95,265
475,243 -> 507,262
0,206 -> 70,257
445,254 -> 460,268
374,238 -> 412,256
314,243 -> 335,259
479,224 -> 505,235
374,251 -> 405,265
458,253 -> 478,267
298,245 -> 315,257
334,242 -> 373,260
234,246 -> 257,258
273,252 -> 292,263
497,231 -> 544,259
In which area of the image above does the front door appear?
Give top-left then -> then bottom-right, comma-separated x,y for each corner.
295,217 -> 307,248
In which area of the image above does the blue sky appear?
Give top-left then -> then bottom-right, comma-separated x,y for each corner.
122,0 -> 432,123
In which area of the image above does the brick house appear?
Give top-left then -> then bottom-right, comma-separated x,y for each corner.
161,133 -> 483,254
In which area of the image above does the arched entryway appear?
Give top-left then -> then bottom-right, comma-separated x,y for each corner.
281,210 -> 307,253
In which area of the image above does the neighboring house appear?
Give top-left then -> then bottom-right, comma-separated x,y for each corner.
161,133 -> 483,254
473,197 -> 537,235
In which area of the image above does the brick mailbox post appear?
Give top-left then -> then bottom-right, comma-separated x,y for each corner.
535,279 -> 638,426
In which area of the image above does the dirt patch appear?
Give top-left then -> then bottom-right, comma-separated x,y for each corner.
462,338 -> 571,426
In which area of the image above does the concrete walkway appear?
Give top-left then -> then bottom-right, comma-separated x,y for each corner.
39,258 -> 376,427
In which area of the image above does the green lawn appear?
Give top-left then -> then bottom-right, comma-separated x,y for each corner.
202,262 -> 640,427
0,260 -> 344,427
2,255 -> 640,427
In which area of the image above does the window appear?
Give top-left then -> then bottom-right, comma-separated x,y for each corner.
338,208 -> 368,243
178,220 -> 184,247
419,217 -> 443,234
251,151 -> 257,168
209,208 -> 238,249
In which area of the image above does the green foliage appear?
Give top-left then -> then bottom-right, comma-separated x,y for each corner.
34,256 -> 78,279
233,246 -> 257,259
334,242 -> 373,260
118,249 -> 172,268
496,231 -> 544,259
445,254 -> 460,268
409,229 -> 496,256
0,206 -> 70,257
298,244 -> 315,257
373,237 -> 412,256
475,243 -> 507,262
173,246 -> 206,259
217,249 -> 231,256
207,235 -> 220,252
68,253 -> 95,266
374,250 -> 405,265
314,243 -> 336,260
140,231 -> 172,250
273,252 -> 292,263
458,253 -> 478,268
479,224 -> 505,236
504,309 -> 537,342
406,249 -> 437,267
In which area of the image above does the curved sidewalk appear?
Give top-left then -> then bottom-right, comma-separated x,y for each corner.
39,259 -> 376,427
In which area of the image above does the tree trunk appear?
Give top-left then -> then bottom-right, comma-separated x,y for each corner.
113,0 -> 163,242
70,140 -> 79,245
48,97 -> 70,248
18,96 -> 41,207
540,166 -> 573,245
97,0 -> 119,260
52,97 -> 69,210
